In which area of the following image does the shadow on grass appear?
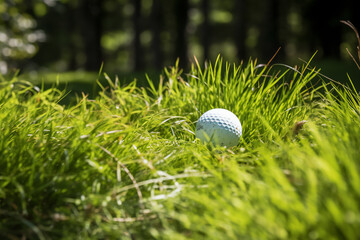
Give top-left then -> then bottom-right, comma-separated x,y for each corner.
23,59 -> 360,105
25,70 -> 162,105
314,59 -> 360,91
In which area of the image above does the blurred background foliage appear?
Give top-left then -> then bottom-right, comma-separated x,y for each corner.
1,0 -> 360,82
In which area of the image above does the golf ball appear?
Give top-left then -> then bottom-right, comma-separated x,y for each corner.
195,108 -> 242,147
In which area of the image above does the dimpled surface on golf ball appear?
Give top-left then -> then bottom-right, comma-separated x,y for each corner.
195,108 -> 242,147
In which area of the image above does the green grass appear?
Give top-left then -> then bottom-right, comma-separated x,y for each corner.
1,57 -> 360,239
23,70 -> 162,104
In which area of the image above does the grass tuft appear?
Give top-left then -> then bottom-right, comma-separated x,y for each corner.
1,58 -> 360,239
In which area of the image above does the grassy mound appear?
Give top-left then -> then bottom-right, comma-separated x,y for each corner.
1,57 -> 360,239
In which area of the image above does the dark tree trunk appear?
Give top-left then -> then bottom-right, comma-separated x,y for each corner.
351,0 -> 360,29
80,0 -> 103,71
67,5 -> 77,70
306,0 -> 342,59
317,1 -> 342,58
201,0 -> 210,61
259,0 -> 279,62
133,0 -> 143,71
151,0 -> 163,70
234,0 -> 246,61
175,0 -> 189,69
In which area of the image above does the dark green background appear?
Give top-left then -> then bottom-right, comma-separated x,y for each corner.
1,0 -> 360,91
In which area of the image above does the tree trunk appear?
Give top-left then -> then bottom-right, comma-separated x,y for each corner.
80,0 -> 103,71
151,0 -> 163,70
306,0 -> 342,59
234,0 -> 246,61
317,1 -> 342,58
175,0 -> 189,69
133,0 -> 143,71
67,5 -> 77,70
201,0 -> 210,61
351,1 -> 360,30
259,0 -> 279,62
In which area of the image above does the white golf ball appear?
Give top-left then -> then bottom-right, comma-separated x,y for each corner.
195,108 -> 242,147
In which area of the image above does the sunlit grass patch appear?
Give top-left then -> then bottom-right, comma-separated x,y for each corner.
1,58 -> 360,239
